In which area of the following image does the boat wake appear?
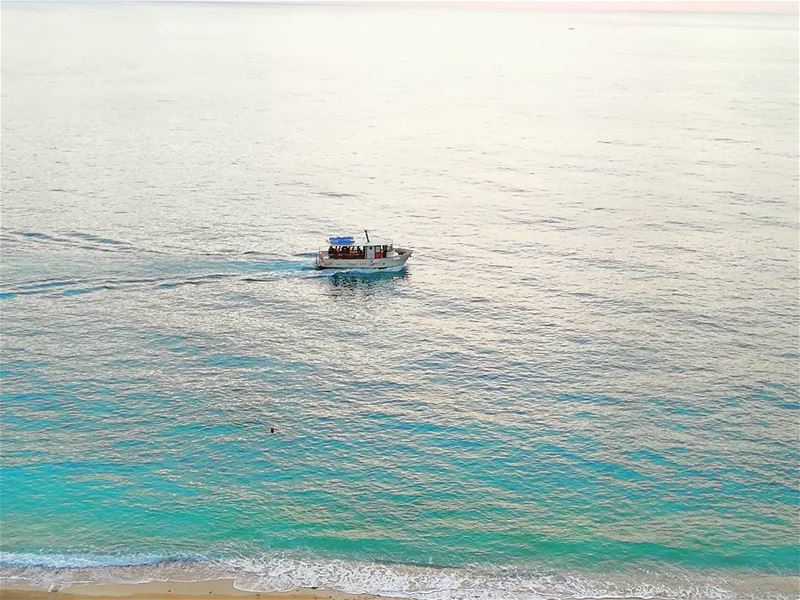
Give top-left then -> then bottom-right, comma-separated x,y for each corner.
0,228 -> 414,299
0,253 -> 318,300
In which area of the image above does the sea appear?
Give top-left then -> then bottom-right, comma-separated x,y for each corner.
1,2 -> 798,599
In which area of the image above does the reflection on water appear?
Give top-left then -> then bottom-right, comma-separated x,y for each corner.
327,267 -> 410,290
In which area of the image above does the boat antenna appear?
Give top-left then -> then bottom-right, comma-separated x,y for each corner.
364,229 -> 370,243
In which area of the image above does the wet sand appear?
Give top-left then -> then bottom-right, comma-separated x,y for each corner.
0,580 -> 394,600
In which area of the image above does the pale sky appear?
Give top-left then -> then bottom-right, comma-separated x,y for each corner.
22,0 -> 799,11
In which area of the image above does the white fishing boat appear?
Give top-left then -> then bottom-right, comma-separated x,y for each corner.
315,231 -> 413,271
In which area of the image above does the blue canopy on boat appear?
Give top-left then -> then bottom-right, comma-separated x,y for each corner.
328,236 -> 355,245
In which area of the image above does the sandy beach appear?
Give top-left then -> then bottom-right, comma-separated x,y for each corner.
0,581 -> 393,600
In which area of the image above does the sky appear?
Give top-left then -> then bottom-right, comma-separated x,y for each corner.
390,1 -> 800,12
7,0 -> 799,11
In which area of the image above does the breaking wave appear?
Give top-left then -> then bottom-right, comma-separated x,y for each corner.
1,552 -> 796,600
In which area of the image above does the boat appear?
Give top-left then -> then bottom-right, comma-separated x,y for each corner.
315,230 -> 413,271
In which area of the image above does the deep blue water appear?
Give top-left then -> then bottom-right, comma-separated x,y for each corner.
1,3 -> 798,599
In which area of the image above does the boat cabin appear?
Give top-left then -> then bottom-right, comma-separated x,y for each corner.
327,235 -> 394,260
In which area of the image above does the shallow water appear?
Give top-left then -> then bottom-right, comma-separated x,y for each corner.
1,2 -> 798,598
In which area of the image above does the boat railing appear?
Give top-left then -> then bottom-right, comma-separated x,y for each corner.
321,244 -> 395,260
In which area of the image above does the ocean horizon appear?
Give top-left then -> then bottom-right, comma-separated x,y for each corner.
1,1 -> 798,599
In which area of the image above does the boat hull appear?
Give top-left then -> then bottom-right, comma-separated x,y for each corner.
315,250 -> 412,271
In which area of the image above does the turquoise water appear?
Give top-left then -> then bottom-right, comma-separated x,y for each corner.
1,3 -> 799,598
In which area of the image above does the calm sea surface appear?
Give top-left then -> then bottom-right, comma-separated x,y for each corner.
1,3 -> 798,598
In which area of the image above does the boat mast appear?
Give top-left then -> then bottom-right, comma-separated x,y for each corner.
364,229 -> 370,243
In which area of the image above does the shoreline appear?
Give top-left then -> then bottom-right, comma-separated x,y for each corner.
0,580 -> 398,600
2,568 -> 798,600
